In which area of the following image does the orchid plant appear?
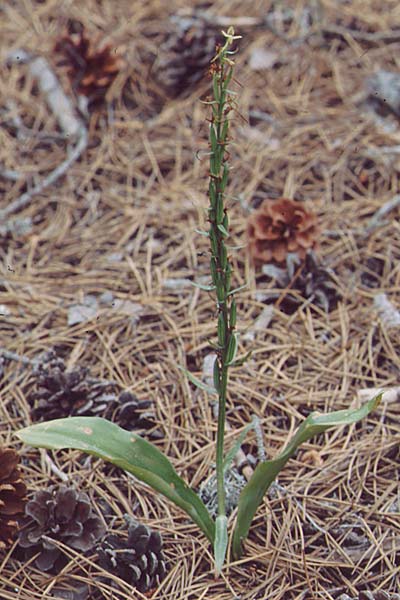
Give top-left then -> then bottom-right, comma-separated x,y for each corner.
17,28 -> 381,574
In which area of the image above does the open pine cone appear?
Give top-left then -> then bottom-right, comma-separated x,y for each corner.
17,485 -> 105,572
0,447 -> 27,550
54,21 -> 123,106
261,250 -> 341,313
29,352 -> 161,438
155,16 -> 222,97
29,351 -> 117,421
116,391 -> 161,439
98,515 -> 167,593
247,198 -> 319,264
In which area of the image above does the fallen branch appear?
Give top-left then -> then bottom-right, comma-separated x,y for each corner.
0,348 -> 39,366
364,194 -> 400,236
357,387 -> 400,405
1,50 -> 88,220
373,293 -> 400,329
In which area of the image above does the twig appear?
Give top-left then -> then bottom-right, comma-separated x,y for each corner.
373,293 -> 400,329
1,50 -> 88,220
195,10 -> 400,46
0,216 -> 33,237
321,24 -> 400,44
364,194 -> 400,236
7,50 -> 82,137
0,349 -> 39,366
42,451 -> 70,483
0,167 -> 22,181
3,99 -> 68,142
357,387 -> 400,405
0,130 -> 87,220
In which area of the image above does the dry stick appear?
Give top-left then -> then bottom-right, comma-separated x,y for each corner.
0,168 -> 22,181
357,387 -> 400,405
321,23 -> 400,44
1,50 -> 87,220
0,349 -> 39,366
42,451 -> 69,483
363,193 -> 400,236
199,11 -> 400,44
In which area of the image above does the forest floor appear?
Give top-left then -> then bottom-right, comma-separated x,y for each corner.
0,1 -> 399,599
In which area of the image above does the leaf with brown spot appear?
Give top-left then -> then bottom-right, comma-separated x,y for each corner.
16,417 -> 214,543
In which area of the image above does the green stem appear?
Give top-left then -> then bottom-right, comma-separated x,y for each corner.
216,363 -> 228,515
208,36 -> 237,520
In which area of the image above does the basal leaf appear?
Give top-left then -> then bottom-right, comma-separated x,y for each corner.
17,417 -> 215,543
232,394 -> 382,558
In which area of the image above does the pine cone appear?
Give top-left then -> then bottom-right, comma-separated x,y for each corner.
247,198 -> 319,264
98,515 -> 167,593
155,16 -> 222,97
361,256 -> 385,288
262,250 -> 341,313
29,351 -> 117,421
116,391 -> 162,440
0,447 -> 27,550
50,584 -> 90,600
54,20 -> 123,106
17,485 -> 105,572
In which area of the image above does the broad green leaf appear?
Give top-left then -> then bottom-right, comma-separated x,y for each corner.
178,366 -> 217,395
17,417 -> 215,543
232,394 -> 382,559
214,515 -> 228,575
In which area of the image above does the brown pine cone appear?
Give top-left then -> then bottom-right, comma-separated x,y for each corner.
247,197 -> 319,264
55,20 -> 123,106
0,447 -> 27,549
17,485 -> 105,572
